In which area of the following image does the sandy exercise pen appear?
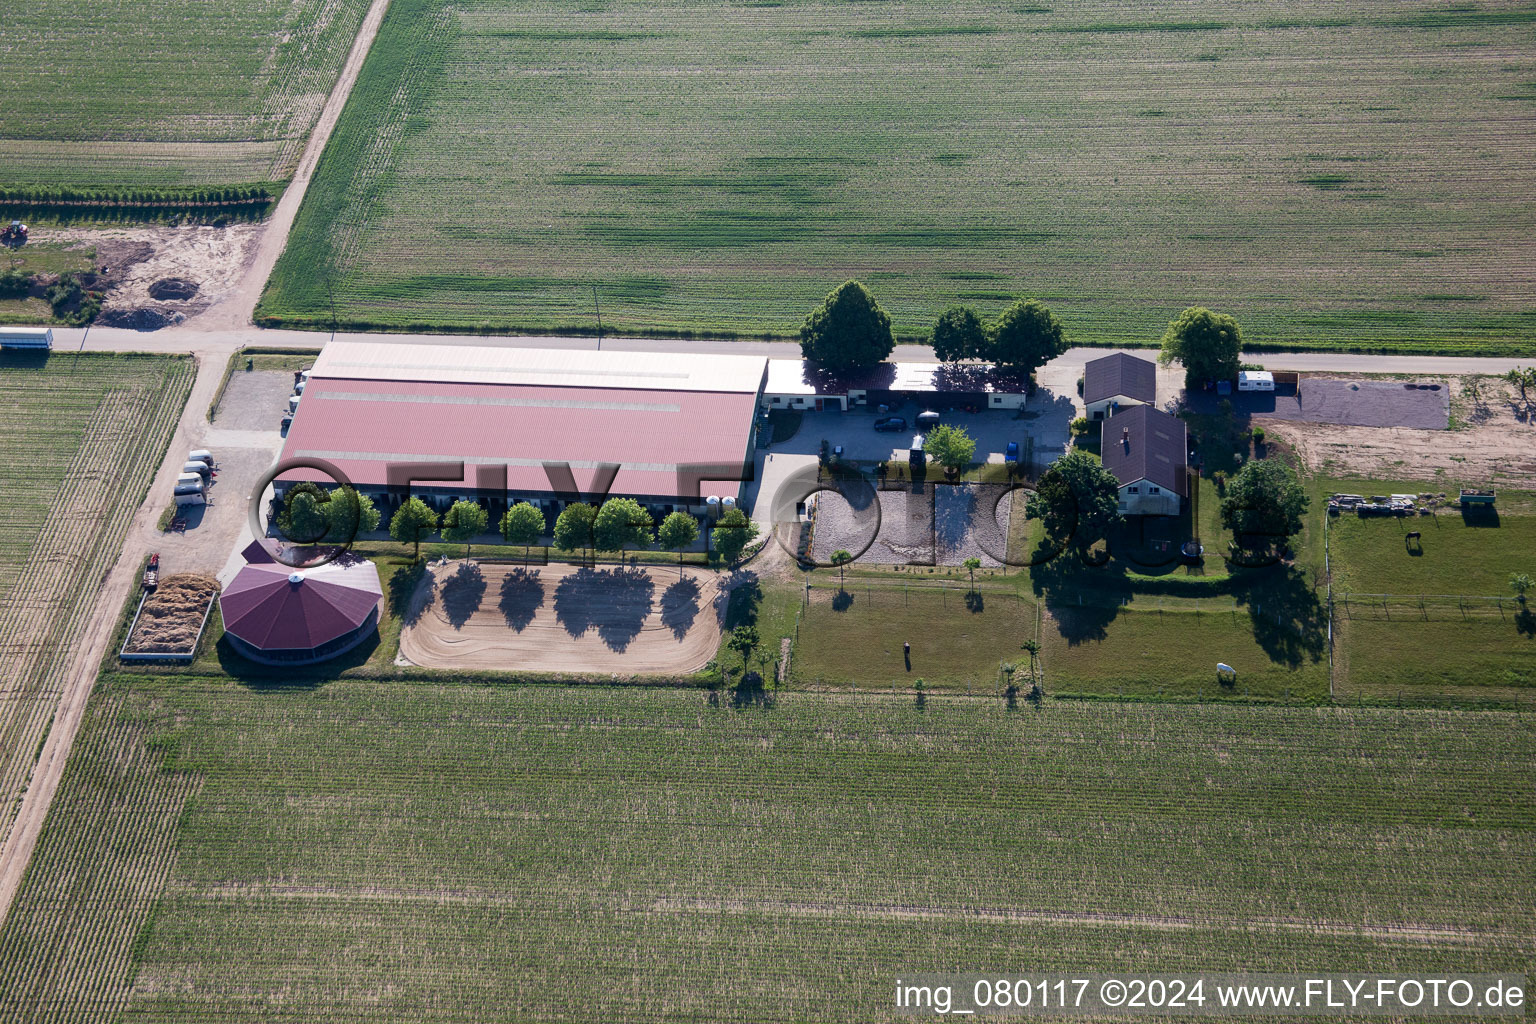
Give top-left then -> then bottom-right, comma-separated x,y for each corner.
399,561 -> 726,674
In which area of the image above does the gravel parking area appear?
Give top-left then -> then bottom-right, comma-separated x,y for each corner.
212,368 -> 296,431
1188,378 -> 1448,430
811,480 -> 1015,567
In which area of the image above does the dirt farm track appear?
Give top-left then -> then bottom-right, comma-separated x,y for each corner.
399,561 -> 727,674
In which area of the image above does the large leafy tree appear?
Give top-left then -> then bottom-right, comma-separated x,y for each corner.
277,482 -> 329,544
657,511 -> 700,576
930,305 -> 987,363
924,423 -> 976,473
1220,458 -> 1309,540
440,499 -> 489,557
500,501 -> 546,558
1024,449 -> 1122,545
1160,306 -> 1242,388
323,487 -> 380,542
991,298 -> 1066,374
553,502 -> 597,557
593,497 -> 654,554
711,508 -> 759,563
389,496 -> 439,560
799,280 -> 894,370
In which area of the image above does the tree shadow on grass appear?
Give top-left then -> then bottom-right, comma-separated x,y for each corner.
387,560 -> 430,628
440,562 -> 486,629
732,670 -> 775,709
831,588 -> 854,612
716,571 -> 761,628
553,565 -> 654,650
1229,565 -> 1327,669
660,576 -> 701,639
1029,541 -> 1126,645
1516,608 -> 1535,638
965,590 -> 984,613
497,567 -> 544,631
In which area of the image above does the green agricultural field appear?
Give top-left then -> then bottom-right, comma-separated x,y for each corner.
0,684 -> 1530,1021
263,0 -> 1536,352
0,0 -> 373,190
0,352 -> 193,853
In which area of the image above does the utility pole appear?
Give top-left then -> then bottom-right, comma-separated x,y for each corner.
325,274 -> 339,347
592,284 -> 603,350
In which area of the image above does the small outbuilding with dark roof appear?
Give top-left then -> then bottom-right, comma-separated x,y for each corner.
1083,352 -> 1157,420
1100,404 -> 1188,517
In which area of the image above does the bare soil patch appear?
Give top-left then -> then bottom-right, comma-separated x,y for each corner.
399,561 -> 727,674
1268,377 -> 1536,485
27,224 -> 260,328
124,574 -> 218,654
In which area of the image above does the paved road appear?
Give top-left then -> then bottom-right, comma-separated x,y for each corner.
47,324 -> 1536,377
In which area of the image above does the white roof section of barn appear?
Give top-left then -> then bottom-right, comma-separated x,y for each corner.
312,340 -> 768,395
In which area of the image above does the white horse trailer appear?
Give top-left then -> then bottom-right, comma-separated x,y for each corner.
0,327 -> 53,350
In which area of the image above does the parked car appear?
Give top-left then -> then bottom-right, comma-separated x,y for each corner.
916,410 -> 941,429
874,416 -> 907,432
1004,441 -> 1019,464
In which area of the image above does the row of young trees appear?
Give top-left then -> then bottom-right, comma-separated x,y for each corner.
278,486 -> 761,566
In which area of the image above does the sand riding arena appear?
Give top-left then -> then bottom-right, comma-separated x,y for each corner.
399,560 -> 728,674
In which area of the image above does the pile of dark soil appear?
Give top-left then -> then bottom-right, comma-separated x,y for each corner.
148,277 -> 199,300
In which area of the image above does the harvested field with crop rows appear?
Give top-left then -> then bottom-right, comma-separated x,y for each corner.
263,0 -> 1536,352
0,353 -> 192,853
0,683 -> 1529,1021
0,0 -> 373,189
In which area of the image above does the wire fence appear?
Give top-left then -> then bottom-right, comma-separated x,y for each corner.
1334,592 -> 1526,622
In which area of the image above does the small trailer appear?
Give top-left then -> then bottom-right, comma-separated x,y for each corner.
1238,371 -> 1275,392
143,553 -> 160,590
0,326 -> 53,350
173,486 -> 206,507
181,461 -> 211,481
187,449 -> 215,467
1459,489 -> 1496,507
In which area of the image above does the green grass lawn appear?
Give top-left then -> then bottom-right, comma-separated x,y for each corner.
262,0 -> 1536,352
1328,506 -> 1536,597
793,582 -> 1034,691
1336,616 -> 1534,705
0,0 -> 373,189
0,683 -> 1529,1021
1042,601 -> 1328,700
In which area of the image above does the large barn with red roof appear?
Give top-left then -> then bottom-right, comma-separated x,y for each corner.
276,340 -> 768,521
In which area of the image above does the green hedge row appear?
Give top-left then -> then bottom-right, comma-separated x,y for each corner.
0,183 -> 277,208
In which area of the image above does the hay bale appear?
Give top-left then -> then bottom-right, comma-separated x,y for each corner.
125,573 -> 219,653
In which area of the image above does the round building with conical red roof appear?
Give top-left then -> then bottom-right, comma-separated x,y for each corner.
219,557 -> 383,665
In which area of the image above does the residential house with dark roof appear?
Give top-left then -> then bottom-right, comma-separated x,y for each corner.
1083,352 -> 1157,420
1099,404 -> 1188,516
